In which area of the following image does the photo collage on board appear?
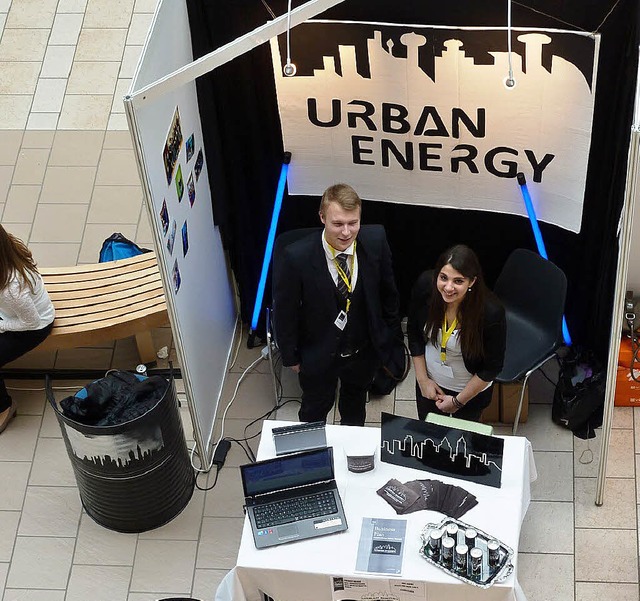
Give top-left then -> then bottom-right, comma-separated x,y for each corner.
160,107 -> 205,295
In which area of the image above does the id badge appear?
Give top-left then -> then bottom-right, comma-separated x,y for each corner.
334,310 -> 348,330
440,363 -> 454,378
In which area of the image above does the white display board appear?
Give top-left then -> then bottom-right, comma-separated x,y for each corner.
125,0 -> 237,465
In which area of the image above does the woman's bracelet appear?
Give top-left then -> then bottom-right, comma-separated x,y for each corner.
452,395 -> 464,409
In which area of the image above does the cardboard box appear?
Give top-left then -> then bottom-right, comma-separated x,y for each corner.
614,365 -> 640,406
481,385 -> 501,424
618,337 -> 634,369
500,382 -> 528,423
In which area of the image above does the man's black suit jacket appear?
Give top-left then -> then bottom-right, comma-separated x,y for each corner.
272,224 -> 400,376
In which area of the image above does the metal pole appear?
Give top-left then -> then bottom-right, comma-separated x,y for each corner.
595,127 -> 640,505
127,0 -> 347,110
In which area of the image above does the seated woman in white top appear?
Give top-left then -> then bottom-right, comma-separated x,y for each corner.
407,244 -> 506,422
0,225 -> 55,433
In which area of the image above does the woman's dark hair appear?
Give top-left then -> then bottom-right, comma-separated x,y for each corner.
0,225 -> 38,293
425,244 -> 486,361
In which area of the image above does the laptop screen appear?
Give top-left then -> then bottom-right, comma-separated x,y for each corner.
241,447 -> 335,497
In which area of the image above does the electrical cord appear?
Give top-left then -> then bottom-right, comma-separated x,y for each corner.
189,353 -> 264,474
192,396 -> 300,491
228,317 -> 243,370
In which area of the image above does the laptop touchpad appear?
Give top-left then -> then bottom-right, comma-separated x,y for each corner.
278,524 -> 299,539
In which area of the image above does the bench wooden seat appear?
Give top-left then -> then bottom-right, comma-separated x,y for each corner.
36,252 -> 170,364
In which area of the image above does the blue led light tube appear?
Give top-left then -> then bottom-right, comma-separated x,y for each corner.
251,154 -> 291,331
516,173 -> 572,346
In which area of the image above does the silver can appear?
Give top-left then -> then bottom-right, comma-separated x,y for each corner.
470,547 -> 483,579
454,543 -> 468,574
441,536 -> 455,568
487,539 -> 501,568
464,527 -> 477,548
426,528 -> 443,559
445,523 -> 459,542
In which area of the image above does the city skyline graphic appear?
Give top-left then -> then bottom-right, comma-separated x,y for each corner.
382,432 -> 503,472
380,413 -> 504,488
60,422 -> 165,474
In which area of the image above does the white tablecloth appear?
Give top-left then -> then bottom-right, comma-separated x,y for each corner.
216,421 -> 536,601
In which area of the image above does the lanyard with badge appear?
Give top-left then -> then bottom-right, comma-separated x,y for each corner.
439,316 -> 457,378
332,241 -> 356,331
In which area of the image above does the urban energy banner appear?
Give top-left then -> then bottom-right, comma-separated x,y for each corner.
271,22 -> 599,233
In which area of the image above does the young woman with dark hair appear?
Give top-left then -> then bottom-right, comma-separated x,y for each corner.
407,244 -> 506,422
0,225 -> 55,433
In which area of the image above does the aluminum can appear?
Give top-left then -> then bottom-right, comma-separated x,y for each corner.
454,543 -> 469,574
487,539 -> 501,568
464,527 -> 477,548
441,536 -> 455,568
427,528 -> 443,559
470,547 -> 483,579
445,523 -> 459,542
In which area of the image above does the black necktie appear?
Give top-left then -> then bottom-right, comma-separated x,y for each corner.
336,253 -> 350,299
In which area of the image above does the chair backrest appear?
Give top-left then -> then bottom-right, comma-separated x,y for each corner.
272,227 -> 322,265
493,249 -> 567,382
494,249 -> 567,335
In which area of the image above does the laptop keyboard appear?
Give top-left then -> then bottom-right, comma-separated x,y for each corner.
253,490 -> 338,529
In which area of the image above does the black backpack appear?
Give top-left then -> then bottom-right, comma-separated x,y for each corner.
370,333 -> 411,396
551,347 -> 605,439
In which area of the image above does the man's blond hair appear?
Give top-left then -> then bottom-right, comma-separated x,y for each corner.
319,183 -> 362,216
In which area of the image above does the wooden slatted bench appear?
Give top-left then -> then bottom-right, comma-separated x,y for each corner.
35,252 -> 170,364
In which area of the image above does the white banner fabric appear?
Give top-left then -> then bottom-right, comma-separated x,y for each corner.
271,22 -> 600,233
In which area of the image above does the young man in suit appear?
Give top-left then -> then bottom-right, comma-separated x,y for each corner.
273,183 -> 400,426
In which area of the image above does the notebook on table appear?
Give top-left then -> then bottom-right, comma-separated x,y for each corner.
240,447 -> 348,549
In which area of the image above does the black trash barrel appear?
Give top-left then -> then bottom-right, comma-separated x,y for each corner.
47,373 -> 195,533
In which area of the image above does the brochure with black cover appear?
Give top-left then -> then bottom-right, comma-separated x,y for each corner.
355,517 -> 406,575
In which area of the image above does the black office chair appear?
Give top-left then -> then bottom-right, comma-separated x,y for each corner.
493,249 -> 567,435
267,228 -> 322,404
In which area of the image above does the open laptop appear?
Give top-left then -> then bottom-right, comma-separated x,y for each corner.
240,447 -> 348,549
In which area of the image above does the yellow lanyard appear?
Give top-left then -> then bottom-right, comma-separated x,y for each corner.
440,316 -> 457,364
331,242 -> 356,313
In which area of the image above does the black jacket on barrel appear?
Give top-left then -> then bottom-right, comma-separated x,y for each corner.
273,225 -> 400,376
407,270 -> 506,382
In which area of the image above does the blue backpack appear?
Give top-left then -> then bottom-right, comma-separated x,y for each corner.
99,233 -> 151,262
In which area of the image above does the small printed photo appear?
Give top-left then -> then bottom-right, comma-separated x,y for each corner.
181,220 -> 189,257
175,164 -> 184,202
187,172 -> 195,206
167,220 -> 176,255
159,199 -> 169,235
194,149 -> 204,181
186,134 -> 195,162
162,107 -> 183,185
172,260 -> 181,294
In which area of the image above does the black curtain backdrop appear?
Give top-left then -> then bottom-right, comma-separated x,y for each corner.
187,0 -> 639,359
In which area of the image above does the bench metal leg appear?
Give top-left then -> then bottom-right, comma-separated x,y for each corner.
135,331 -> 157,364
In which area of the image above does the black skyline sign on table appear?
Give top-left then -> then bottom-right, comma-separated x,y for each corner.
380,412 -> 504,488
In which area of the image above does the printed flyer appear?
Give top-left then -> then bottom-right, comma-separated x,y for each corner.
356,518 -> 407,575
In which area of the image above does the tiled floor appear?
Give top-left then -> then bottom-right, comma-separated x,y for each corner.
0,0 -> 638,599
